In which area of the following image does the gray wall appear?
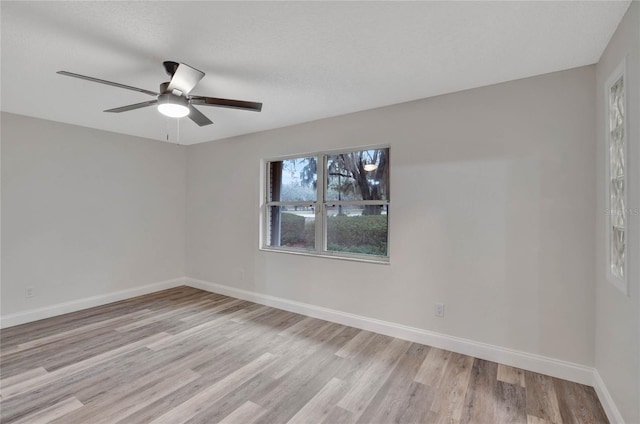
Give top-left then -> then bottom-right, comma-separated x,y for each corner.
1,113 -> 187,315
186,66 -> 597,366
595,2 -> 640,422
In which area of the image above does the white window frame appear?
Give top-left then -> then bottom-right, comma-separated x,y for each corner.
260,146 -> 390,264
604,58 -> 628,295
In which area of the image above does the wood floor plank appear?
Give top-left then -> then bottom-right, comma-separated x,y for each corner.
414,346 -> 452,387
268,322 -> 344,379
554,377 -> 609,424
498,363 -> 527,387
427,351 -> 475,423
356,343 -> 433,424
2,329 -> 217,418
337,337 -> 412,417
0,287 -> 190,346
0,348 -> 155,422
146,309 -> 243,351
217,401 -> 267,424
115,299 -> 218,332
277,316 -> 317,337
460,359 -> 498,424
334,329 -> 376,358
6,309 -> 152,355
178,299 -> 246,323
189,313 -> 307,381
0,287 -> 608,424
581,384 -> 609,424
183,373 -> 276,424
286,377 -> 348,424
396,382 -> 436,424
1,332 -> 168,399
524,371 -> 563,424
338,333 -> 394,385
0,326 -> 119,378
11,323 -> 173,375
11,396 -> 83,424
84,370 -> 200,424
321,406 -> 356,424
72,332 -> 230,405
251,332 -> 353,424
151,352 -> 276,424
495,380 -> 527,423
0,367 -> 49,390
527,414 -> 551,424
230,305 -> 272,324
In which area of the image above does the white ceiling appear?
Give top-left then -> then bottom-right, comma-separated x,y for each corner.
1,1 -> 630,145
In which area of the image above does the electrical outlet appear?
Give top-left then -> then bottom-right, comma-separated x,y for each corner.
239,268 -> 245,281
435,303 -> 444,317
25,287 -> 35,298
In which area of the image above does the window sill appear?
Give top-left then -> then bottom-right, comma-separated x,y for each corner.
259,247 -> 390,265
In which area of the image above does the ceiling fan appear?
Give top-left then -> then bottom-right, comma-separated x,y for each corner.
57,61 -> 262,126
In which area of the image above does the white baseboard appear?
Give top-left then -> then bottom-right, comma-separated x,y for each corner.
593,369 -> 625,424
185,277 -> 594,386
0,277 -> 186,329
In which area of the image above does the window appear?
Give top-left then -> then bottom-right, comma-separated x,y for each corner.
263,147 -> 389,262
605,59 -> 628,295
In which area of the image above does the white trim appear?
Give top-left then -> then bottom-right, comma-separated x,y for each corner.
604,57 -> 629,295
0,277 -> 186,329
185,277 -> 593,385
259,246 -> 390,265
593,369 -> 626,424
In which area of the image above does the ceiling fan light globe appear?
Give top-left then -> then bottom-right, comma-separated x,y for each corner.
363,164 -> 378,172
157,92 -> 190,118
158,103 -> 190,118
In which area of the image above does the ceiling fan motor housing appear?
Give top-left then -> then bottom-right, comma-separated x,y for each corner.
157,91 -> 189,108
159,81 -> 188,108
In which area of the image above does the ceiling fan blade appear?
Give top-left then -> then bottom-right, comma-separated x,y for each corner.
57,71 -> 158,97
187,105 -> 213,126
190,96 -> 262,112
167,63 -> 204,95
104,100 -> 158,113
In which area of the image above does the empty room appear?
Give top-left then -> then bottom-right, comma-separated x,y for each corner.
1,1 -> 638,423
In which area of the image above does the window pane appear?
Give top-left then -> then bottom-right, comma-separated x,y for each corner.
609,76 -> 625,280
326,205 -> 388,256
326,148 -> 389,201
269,157 -> 317,202
268,205 -> 315,249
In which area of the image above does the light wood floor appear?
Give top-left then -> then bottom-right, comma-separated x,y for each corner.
0,287 -> 607,424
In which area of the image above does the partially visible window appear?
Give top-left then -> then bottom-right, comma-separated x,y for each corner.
325,149 -> 389,257
605,59 -> 627,295
267,157 -> 317,250
264,147 -> 390,262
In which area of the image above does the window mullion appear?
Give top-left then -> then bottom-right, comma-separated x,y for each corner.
324,200 -> 389,206
267,201 -> 316,207
315,155 -> 325,254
